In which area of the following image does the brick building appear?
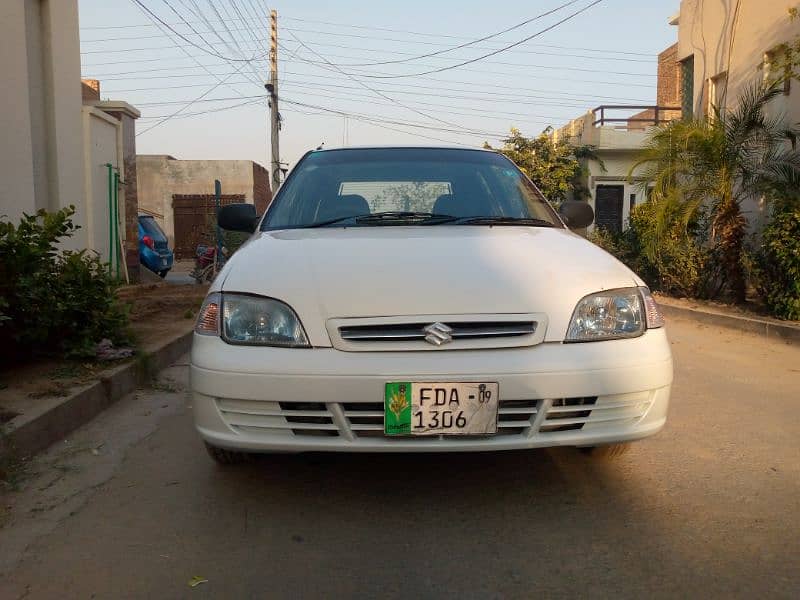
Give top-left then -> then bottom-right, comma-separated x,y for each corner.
136,155 -> 272,259
628,44 -> 683,129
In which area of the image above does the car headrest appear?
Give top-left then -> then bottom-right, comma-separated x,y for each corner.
316,194 -> 370,222
433,193 -> 489,217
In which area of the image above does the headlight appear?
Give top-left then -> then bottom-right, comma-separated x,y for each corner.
195,292 -> 309,347
566,287 -> 662,342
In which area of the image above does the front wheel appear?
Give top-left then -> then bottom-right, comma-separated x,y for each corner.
158,270 -> 169,278
579,443 -> 631,459
204,442 -> 251,465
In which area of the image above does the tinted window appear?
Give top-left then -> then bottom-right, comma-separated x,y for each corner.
139,216 -> 167,242
262,148 -> 559,229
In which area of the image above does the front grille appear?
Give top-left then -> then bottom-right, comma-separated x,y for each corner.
538,393 -> 652,433
539,397 -> 597,433
216,392 -> 652,441
339,321 -> 536,342
216,398 -> 339,437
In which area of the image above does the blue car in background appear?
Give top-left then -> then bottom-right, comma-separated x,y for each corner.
138,215 -> 174,278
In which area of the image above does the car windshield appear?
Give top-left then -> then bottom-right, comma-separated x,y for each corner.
139,216 -> 168,242
261,148 -> 562,230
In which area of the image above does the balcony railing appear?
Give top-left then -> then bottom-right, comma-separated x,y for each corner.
592,105 -> 682,127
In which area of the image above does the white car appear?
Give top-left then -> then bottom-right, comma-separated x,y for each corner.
191,147 -> 672,464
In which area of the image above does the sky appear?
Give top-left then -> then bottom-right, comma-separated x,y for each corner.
78,0 -> 679,171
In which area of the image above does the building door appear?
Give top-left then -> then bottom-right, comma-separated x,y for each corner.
172,194 -> 245,259
594,185 -> 624,233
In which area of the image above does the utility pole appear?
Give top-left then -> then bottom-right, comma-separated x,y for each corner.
267,9 -> 281,190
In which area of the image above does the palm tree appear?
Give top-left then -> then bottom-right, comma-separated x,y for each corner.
631,82 -> 800,302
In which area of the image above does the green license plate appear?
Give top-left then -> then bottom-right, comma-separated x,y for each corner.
384,382 -> 499,436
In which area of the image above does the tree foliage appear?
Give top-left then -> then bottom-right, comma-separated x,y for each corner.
485,128 -> 600,204
629,82 -> 800,302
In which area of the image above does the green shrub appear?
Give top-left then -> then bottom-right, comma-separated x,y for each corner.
589,201 -> 709,297
627,201 -> 713,298
589,223 -> 656,286
0,207 -> 129,360
752,207 -> 800,320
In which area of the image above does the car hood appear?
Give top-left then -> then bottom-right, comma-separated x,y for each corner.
216,226 -> 642,345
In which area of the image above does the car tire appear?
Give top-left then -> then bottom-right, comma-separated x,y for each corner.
158,270 -> 169,278
204,442 -> 251,465
580,442 -> 631,459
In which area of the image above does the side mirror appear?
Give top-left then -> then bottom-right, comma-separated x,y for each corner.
218,203 -> 259,233
559,201 -> 594,229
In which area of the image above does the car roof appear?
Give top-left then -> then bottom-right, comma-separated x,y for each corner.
310,145 -> 498,153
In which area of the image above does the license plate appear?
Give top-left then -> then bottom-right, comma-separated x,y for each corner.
161,258 -> 168,266
384,382 -> 498,436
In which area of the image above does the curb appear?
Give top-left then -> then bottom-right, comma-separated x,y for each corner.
1,330 -> 193,461
658,302 -> 800,343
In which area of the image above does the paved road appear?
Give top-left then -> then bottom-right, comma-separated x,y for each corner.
164,259 -> 197,285
1,316 -> 799,599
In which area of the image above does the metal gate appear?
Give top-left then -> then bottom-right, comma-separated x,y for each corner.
172,194 -> 245,259
594,185 -> 624,233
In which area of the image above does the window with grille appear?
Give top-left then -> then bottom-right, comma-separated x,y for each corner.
707,71 -> 728,118
681,55 -> 694,119
764,47 -> 792,95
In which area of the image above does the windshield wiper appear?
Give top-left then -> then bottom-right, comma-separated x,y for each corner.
355,211 -> 455,225
305,213 -> 555,228
306,214 -> 367,228
446,216 -> 557,227
306,211 -> 456,228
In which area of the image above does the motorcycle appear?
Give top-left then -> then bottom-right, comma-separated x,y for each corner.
191,244 -> 227,284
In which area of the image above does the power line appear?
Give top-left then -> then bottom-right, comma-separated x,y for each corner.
103,76 -> 611,115
280,98 -> 507,137
352,0 -> 608,79
138,97 -> 264,119
281,26 -> 468,131
136,51 -> 264,136
84,53 -> 655,88
130,0 -> 262,98
82,25 -> 655,64
275,36 -> 654,64
99,73 -> 649,105
128,0 -> 259,62
322,0 -> 584,68
80,11 -> 658,58
80,36 -> 655,77
280,46 -> 655,78
277,15 -> 656,56
278,89 -> 576,125
87,63 -> 653,103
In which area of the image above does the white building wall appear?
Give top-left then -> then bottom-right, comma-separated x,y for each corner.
82,108 -> 122,264
0,1 -> 38,221
0,0 -> 86,247
585,151 -> 649,234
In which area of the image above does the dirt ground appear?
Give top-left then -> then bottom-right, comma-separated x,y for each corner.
1,316 -> 798,598
0,282 -> 208,432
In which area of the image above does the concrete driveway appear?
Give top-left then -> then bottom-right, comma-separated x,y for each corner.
1,316 -> 798,599
164,259 -> 197,285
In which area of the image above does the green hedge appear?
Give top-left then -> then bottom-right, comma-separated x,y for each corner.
0,207 -> 129,360
752,207 -> 800,320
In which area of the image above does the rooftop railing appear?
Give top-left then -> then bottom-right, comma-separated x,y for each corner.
592,105 -> 682,127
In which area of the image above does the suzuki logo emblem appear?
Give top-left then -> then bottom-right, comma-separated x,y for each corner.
423,322 -> 453,346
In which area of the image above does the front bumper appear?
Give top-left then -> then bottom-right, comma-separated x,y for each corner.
191,329 -> 673,453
